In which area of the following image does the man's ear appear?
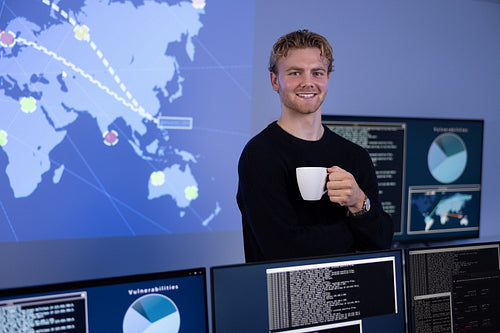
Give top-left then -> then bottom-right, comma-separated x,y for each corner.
270,72 -> 279,92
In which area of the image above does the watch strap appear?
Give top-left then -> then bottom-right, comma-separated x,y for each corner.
349,196 -> 370,216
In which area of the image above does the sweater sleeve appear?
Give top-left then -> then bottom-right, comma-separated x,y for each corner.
346,148 -> 394,251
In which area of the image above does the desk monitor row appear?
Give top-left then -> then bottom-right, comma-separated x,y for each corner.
1,242 -> 499,332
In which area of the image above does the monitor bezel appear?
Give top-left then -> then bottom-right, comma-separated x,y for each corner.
210,249 -> 407,333
0,267 -> 209,332
404,241 -> 500,333
321,114 -> 484,245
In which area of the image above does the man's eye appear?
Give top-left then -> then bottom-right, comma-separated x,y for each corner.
314,72 -> 324,76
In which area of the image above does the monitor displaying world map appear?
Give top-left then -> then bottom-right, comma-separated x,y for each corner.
322,115 -> 483,244
0,0 -> 252,243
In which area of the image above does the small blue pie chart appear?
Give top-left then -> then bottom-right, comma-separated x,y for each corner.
123,294 -> 180,333
427,133 -> 467,184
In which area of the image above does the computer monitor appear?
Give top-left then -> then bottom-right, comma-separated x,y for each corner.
211,250 -> 405,332
322,115 -> 484,244
0,267 -> 208,332
405,242 -> 500,332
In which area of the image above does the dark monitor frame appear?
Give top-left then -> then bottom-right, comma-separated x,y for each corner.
0,267 -> 209,333
404,241 -> 500,333
211,249 -> 406,333
322,114 -> 484,245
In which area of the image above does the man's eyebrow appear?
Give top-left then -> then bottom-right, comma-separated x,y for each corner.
284,66 -> 304,72
284,66 -> 327,72
311,67 -> 327,72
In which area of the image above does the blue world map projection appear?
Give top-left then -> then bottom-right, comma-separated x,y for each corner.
0,0 -> 253,242
410,190 -> 479,234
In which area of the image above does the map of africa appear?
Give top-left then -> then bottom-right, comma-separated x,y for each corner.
0,0 -> 253,241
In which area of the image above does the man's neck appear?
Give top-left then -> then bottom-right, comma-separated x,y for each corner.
277,111 -> 324,141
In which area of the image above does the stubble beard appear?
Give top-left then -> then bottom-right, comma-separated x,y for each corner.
280,90 -> 326,116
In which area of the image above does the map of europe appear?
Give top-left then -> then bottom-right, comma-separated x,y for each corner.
0,0 -> 253,241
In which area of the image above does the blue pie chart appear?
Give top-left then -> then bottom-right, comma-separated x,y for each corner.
427,133 -> 467,184
123,294 -> 181,333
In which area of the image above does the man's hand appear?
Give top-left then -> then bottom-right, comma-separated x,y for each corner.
326,166 -> 365,213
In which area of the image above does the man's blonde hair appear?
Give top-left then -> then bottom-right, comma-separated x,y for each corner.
268,29 -> 334,74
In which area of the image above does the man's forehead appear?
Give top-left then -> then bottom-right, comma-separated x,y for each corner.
277,48 -> 328,69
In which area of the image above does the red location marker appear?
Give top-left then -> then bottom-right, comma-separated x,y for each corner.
103,130 -> 118,146
0,31 -> 15,47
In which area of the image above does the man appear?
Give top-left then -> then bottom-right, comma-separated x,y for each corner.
237,30 -> 393,262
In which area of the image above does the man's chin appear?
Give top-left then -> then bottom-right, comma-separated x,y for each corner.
297,108 -> 321,115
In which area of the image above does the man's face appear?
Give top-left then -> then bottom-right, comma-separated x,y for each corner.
270,47 -> 330,116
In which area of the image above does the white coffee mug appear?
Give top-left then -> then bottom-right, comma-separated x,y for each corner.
296,167 -> 329,201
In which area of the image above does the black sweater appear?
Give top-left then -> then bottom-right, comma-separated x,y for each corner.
237,121 -> 394,262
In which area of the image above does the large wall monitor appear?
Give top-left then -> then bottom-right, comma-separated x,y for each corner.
322,116 -> 484,244
0,0 -> 253,289
211,250 -> 405,332
406,242 -> 500,332
0,267 -> 208,332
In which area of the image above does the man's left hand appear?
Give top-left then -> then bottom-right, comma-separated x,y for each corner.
326,166 -> 365,213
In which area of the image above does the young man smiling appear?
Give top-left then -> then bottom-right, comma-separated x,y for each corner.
237,30 -> 393,262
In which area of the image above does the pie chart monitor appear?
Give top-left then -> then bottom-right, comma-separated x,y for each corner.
428,133 -> 467,184
123,294 -> 181,333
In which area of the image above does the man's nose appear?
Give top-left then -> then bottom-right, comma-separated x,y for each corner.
300,74 -> 314,88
